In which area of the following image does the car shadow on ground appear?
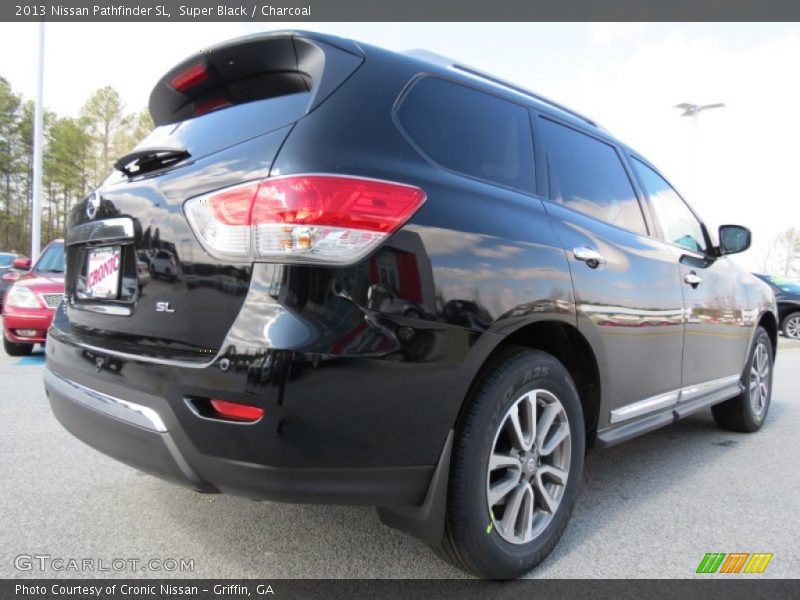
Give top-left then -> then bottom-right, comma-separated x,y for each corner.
148,390 -> 789,578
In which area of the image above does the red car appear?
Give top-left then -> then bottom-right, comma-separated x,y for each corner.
2,240 -> 65,356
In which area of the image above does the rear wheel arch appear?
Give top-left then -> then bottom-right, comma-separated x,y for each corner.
458,320 -> 601,445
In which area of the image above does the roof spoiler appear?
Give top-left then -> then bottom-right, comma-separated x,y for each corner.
148,31 -> 364,126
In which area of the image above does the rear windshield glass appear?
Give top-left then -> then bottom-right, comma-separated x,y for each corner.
132,91 -> 310,168
397,77 -> 534,193
0,254 -> 15,267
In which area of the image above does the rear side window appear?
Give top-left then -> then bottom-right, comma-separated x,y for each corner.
397,77 -> 534,193
631,158 -> 707,254
539,117 -> 647,236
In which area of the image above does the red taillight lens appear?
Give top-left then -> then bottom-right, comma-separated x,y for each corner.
184,175 -> 426,264
250,176 -> 425,233
209,399 -> 264,422
209,183 -> 259,226
170,63 -> 208,92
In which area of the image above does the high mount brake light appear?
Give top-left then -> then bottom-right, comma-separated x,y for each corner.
170,63 -> 208,92
184,175 -> 427,264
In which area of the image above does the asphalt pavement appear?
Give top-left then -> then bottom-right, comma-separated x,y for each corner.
1,333 -> 798,579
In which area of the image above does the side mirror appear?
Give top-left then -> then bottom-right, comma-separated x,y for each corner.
12,257 -> 31,270
718,225 -> 751,255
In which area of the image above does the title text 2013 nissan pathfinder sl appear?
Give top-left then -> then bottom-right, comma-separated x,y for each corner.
43,31 -> 777,578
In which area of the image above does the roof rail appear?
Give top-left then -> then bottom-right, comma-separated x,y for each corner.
450,64 -> 597,128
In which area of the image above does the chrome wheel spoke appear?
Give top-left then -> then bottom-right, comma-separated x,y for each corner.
540,422 -> 570,456
519,485 -> 535,542
499,483 -> 527,536
506,392 -> 535,451
489,474 -> 520,506
533,474 -> 557,514
538,463 -> 568,485
489,452 -> 520,471
535,403 -> 560,449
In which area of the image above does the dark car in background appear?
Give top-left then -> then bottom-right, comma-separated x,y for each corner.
2,241 -> 64,356
753,273 -> 800,339
43,31 -> 777,578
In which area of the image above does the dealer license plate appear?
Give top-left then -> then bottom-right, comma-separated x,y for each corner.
85,246 -> 121,299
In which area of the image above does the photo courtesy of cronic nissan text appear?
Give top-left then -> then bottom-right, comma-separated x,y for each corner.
0,1 -> 798,598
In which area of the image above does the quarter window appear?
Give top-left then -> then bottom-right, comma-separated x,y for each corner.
397,77 -> 534,193
539,117 -> 647,236
631,158 -> 707,254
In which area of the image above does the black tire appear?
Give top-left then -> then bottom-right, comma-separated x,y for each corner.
711,326 -> 773,433
781,311 -> 800,340
4,336 -> 34,357
438,347 -> 585,578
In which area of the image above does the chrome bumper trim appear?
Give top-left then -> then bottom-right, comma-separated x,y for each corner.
43,367 -> 167,432
66,217 -> 134,246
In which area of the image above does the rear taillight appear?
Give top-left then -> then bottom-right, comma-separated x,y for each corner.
184,175 -> 426,264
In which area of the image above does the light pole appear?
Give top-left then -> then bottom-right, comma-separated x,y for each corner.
674,102 -> 725,202
31,21 -> 45,262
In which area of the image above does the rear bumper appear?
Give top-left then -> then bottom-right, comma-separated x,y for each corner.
2,308 -> 54,343
43,358 -> 436,506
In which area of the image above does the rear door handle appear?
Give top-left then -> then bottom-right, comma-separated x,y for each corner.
573,246 -> 606,269
684,272 -> 703,287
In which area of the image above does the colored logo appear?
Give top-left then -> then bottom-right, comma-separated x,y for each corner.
696,552 -> 773,574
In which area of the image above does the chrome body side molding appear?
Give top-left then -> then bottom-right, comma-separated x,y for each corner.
609,374 -> 742,425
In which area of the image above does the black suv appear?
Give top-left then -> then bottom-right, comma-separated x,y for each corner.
44,32 -> 778,578
753,273 -> 800,339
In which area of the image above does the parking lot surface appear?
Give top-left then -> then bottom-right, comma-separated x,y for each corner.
1,329 -> 798,579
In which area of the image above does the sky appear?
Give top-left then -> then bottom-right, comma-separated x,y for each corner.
0,21 -> 798,271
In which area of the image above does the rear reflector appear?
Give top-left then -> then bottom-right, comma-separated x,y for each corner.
209,399 -> 264,422
170,63 -> 208,92
184,174 -> 426,264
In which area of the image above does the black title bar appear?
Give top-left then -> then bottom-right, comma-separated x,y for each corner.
5,579 -> 800,600
4,0 -> 800,22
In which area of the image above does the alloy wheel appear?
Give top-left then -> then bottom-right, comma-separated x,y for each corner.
749,341 -> 771,417
786,316 -> 800,340
486,389 -> 571,545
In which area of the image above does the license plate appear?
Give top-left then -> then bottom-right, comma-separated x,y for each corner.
85,247 -> 121,299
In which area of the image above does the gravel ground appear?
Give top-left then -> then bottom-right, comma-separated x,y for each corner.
1,334 -> 798,579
